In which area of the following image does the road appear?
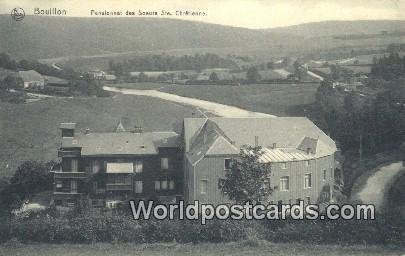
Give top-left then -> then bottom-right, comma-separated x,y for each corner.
351,161 -> 405,211
103,86 -> 275,118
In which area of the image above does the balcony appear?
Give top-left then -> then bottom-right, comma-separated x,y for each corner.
58,150 -> 81,157
106,183 -> 132,191
54,172 -> 87,179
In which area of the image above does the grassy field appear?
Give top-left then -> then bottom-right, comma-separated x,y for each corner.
0,241 -> 403,256
159,83 -> 320,116
0,94 -> 199,178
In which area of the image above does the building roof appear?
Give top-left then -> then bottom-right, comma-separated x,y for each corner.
44,75 -> 69,85
184,117 -> 336,165
61,131 -> 180,156
60,123 -> 76,129
18,70 -> 43,82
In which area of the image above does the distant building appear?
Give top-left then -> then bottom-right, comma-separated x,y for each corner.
18,70 -> 45,90
87,70 -> 105,80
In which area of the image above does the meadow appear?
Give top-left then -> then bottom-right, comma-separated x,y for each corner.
0,94 -> 198,178
160,83 -> 320,116
0,241 -> 402,256
114,82 -> 320,116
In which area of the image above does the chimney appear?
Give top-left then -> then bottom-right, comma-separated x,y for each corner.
306,147 -> 311,154
272,143 -> 277,149
85,128 -> 90,135
254,136 -> 259,147
60,123 -> 76,138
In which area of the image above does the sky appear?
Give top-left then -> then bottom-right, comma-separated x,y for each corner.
0,0 -> 405,29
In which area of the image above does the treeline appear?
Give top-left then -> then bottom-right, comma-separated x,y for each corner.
109,53 -> 238,74
371,52 -> 405,80
315,79 -> 405,155
0,53 -> 78,80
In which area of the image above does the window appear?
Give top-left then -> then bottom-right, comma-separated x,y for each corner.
134,160 -> 143,173
92,160 -> 100,173
224,158 -> 232,170
161,157 -> 169,170
169,180 -> 175,190
56,180 -> 63,188
323,170 -> 327,181
135,181 -> 143,193
330,168 -> 333,178
54,200 -> 63,206
71,180 -> 77,193
201,180 -> 208,194
304,173 -> 312,189
281,162 -> 287,169
280,176 -> 289,191
155,181 -> 161,191
305,160 -> 310,166
306,196 -> 311,204
71,159 -> 78,172
161,180 -> 168,190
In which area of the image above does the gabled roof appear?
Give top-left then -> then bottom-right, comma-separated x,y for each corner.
18,70 -> 43,82
184,117 -> 336,164
61,131 -> 179,156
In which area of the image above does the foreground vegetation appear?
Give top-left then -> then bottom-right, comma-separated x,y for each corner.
1,241 -> 403,256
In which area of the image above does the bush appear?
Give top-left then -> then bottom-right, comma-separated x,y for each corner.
0,213 -> 403,245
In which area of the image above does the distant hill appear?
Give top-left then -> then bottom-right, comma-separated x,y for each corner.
269,20 -> 405,38
0,15 -> 286,59
1,15 -> 405,60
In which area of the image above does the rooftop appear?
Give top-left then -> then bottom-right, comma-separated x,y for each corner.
18,70 -> 43,82
61,131 -> 180,156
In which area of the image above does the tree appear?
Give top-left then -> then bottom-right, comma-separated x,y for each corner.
246,67 -> 261,83
209,72 -> 219,82
221,146 -> 272,204
2,75 -> 22,90
9,161 -> 53,198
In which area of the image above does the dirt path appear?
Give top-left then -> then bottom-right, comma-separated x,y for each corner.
103,86 -> 275,118
351,162 -> 405,210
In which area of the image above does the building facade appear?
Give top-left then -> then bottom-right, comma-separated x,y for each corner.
182,117 -> 337,206
53,123 -> 183,209
52,117 -> 337,209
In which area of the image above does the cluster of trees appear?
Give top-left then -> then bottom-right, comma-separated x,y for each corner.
315,79 -> 405,155
0,161 -> 53,216
371,52 -> 405,80
109,53 -> 238,74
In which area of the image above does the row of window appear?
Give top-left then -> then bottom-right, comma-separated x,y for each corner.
280,174 -> 312,191
66,157 -> 171,173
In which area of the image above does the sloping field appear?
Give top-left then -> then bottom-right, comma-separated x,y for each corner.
0,95 -> 198,178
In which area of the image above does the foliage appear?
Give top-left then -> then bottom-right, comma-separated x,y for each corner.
109,53 -> 237,73
371,52 -> 405,80
209,72 -> 219,82
221,146 -> 272,203
0,161 -> 54,215
246,67 -> 261,83
314,80 -> 405,154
